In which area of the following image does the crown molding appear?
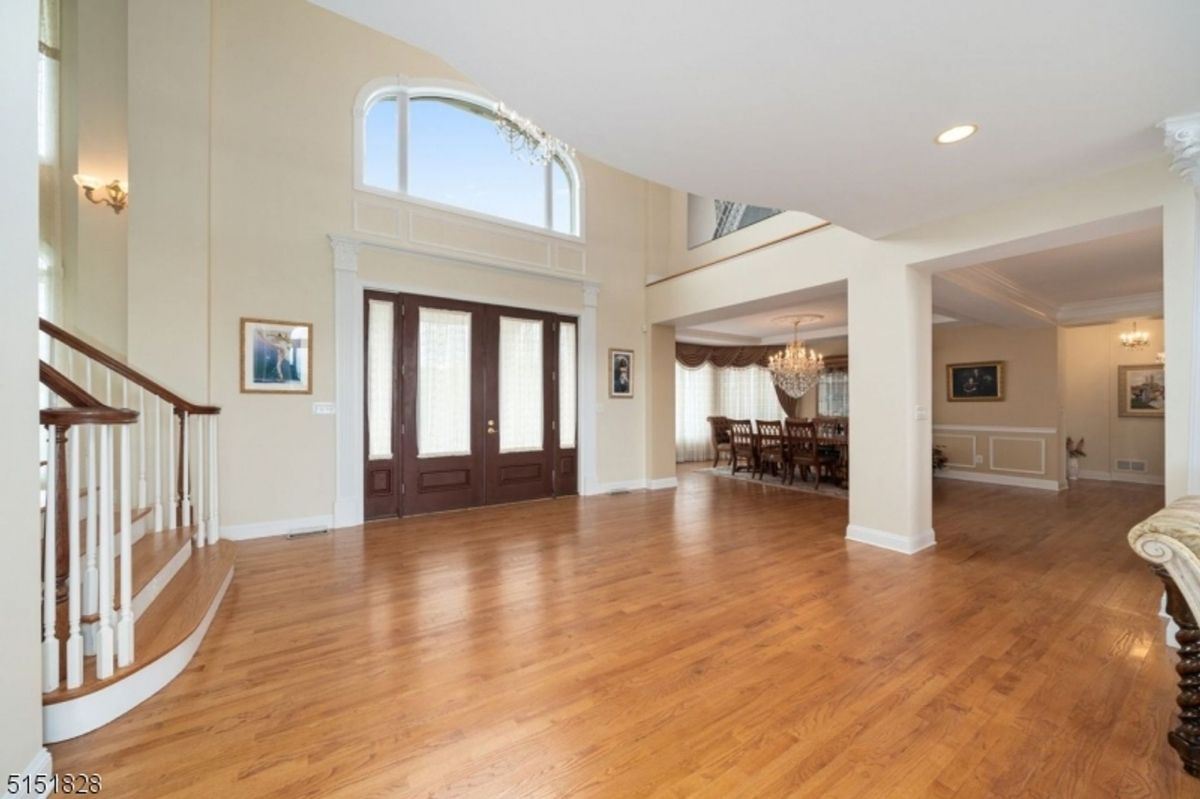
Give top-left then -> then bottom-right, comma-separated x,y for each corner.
938,266 -> 1059,325
1056,292 -> 1163,326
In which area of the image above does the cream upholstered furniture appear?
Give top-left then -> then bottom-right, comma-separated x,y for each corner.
1128,496 -> 1200,777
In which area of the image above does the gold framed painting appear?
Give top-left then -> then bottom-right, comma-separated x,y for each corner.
609,348 -> 634,398
240,318 -> 313,394
1118,364 -> 1164,418
946,361 -> 1005,402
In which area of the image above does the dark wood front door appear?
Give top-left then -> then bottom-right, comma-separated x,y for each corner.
363,292 -> 577,520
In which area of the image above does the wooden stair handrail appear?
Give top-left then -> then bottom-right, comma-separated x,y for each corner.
39,361 -> 138,427
40,318 -> 220,416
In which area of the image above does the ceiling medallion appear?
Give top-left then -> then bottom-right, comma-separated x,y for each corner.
767,318 -> 825,399
1119,321 -> 1150,350
494,102 -> 575,166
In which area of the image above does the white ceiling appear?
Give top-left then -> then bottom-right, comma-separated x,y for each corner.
676,227 -> 1163,341
312,0 -> 1200,237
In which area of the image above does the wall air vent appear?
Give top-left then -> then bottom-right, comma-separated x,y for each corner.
1115,459 -> 1147,473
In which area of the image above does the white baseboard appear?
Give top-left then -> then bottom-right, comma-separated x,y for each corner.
43,567 -> 234,743
845,524 -> 936,555
936,469 -> 1062,492
221,514 -> 335,542
10,748 -> 53,797
583,477 -> 678,496
1076,469 -> 1165,486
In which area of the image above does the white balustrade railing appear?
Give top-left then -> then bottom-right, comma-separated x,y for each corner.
38,319 -> 221,694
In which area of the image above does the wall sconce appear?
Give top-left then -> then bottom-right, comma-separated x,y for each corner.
73,174 -> 128,214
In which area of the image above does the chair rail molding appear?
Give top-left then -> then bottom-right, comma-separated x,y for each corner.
327,234 -> 601,523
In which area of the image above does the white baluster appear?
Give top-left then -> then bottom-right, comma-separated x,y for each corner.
168,406 -> 177,528
95,426 -> 115,679
66,428 -> 83,689
137,386 -> 147,509
195,415 -> 206,548
209,416 -> 220,544
83,366 -> 98,624
181,411 -> 191,527
153,398 -> 163,531
42,426 -> 61,693
116,425 -> 134,667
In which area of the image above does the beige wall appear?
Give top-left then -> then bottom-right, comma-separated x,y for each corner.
1061,319 -> 1165,482
931,324 -> 1062,485
1,0 -> 46,774
59,0 -> 128,354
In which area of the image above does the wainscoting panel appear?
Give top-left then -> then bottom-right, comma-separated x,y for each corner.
988,436 -> 1047,475
932,433 -> 977,469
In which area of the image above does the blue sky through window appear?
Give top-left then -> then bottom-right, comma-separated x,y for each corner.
409,97 -> 547,228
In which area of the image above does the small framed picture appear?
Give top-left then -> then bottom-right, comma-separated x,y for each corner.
609,348 -> 634,398
241,318 -> 312,394
1118,364 -> 1165,417
947,361 -> 1005,402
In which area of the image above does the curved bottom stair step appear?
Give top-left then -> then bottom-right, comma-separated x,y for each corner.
43,540 -> 235,743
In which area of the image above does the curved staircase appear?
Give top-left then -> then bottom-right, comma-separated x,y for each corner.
38,320 -> 233,742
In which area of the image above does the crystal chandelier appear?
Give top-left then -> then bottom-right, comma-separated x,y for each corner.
768,319 -> 825,399
1119,321 -> 1150,350
494,102 -> 575,166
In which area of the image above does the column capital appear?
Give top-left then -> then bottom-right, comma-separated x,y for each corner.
1160,113 -> 1200,189
328,235 -> 361,273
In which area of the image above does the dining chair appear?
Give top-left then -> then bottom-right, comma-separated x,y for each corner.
729,419 -> 756,475
707,415 -> 733,468
755,419 -> 787,481
785,419 -> 840,490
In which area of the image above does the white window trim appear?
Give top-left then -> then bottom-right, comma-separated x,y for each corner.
353,75 -> 586,241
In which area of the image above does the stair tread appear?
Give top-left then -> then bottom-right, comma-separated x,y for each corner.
45,540 -> 235,704
75,523 -> 194,620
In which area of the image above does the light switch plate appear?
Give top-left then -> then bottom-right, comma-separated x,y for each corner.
914,405 -> 928,421
312,402 -> 336,416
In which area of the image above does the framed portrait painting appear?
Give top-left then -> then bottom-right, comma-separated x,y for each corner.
947,361 -> 1005,402
241,318 -> 312,394
609,348 -> 634,398
1118,364 -> 1164,417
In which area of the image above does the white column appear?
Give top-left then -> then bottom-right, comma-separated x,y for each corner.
1160,114 -> 1200,498
208,415 -> 220,544
42,426 -> 60,692
153,397 -> 163,531
331,235 -> 364,528
116,425 -> 135,667
195,415 -> 206,548
95,426 -> 115,679
181,410 -> 191,527
578,285 -> 600,495
66,428 -> 83,688
845,264 -> 935,554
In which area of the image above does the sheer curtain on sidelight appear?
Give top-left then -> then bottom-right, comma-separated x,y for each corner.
498,316 -> 544,452
675,362 -> 783,462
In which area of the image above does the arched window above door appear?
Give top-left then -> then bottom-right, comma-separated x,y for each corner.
355,79 -> 582,237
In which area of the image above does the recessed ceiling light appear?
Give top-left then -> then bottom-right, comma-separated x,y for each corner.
935,124 -> 978,145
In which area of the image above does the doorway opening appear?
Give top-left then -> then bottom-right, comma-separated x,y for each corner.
363,291 -> 578,519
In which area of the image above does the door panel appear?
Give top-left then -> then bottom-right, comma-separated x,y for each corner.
484,307 -> 554,505
401,296 -> 486,514
363,292 -> 401,519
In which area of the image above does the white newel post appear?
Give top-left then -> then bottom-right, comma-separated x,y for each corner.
42,426 -> 60,692
168,406 -> 177,528
209,416 -> 220,544
1160,114 -> 1200,497
153,398 -> 163,531
96,426 -> 115,679
196,415 -> 207,548
331,235 -> 364,528
137,386 -> 147,508
116,425 -> 134,667
66,429 -> 83,688
181,410 -> 192,527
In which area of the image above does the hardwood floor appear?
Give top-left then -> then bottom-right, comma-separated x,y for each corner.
50,471 -> 1188,797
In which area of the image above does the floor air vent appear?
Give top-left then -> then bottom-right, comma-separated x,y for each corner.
285,527 -> 330,540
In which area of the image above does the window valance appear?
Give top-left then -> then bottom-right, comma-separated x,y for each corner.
676,343 -> 846,371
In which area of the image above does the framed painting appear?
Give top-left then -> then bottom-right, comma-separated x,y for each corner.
240,318 -> 313,394
1118,364 -> 1164,417
947,361 -> 1005,402
609,348 -> 634,398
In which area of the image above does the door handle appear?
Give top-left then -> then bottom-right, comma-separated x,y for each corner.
487,419 -> 497,435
